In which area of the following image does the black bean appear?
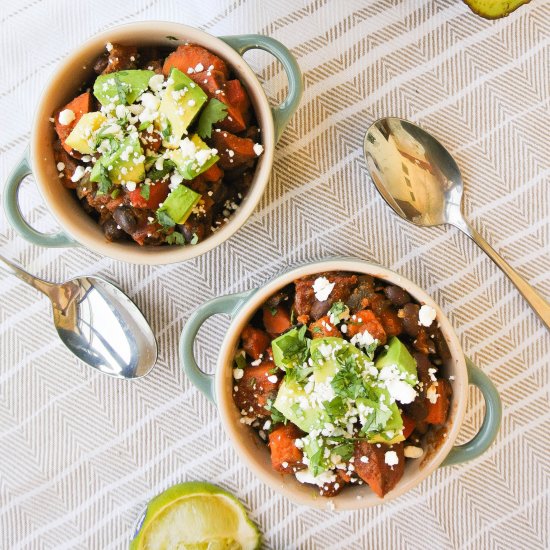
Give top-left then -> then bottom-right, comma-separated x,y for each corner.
112,206 -> 138,234
102,218 -> 127,242
384,285 -> 411,306
401,303 -> 420,337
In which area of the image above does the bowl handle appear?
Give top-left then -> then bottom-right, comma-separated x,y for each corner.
179,289 -> 256,404
441,357 -> 502,466
3,148 -> 77,248
220,34 -> 303,142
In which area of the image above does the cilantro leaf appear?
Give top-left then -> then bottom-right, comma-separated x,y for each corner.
95,164 -> 112,196
266,400 -> 287,425
165,231 -> 185,245
327,301 -> 349,322
271,325 -> 311,372
138,121 -> 152,131
146,159 -> 176,182
190,233 -> 199,245
234,352 -> 247,370
197,99 -> 228,138
156,209 -> 176,229
322,396 -> 347,418
140,184 -> 150,200
114,75 -> 127,105
331,442 -> 355,461
161,119 -> 172,139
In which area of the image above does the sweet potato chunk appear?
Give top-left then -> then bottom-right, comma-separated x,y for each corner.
233,359 -> 280,418
377,309 -> 403,337
425,379 -> 452,425
209,130 -> 257,170
262,305 -> 292,336
346,309 -> 387,344
54,92 -> 92,154
354,441 -> 405,498
162,44 -> 229,80
309,316 -> 342,339
241,325 -> 271,361
268,423 -> 305,473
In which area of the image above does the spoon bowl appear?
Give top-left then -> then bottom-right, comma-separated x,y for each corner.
0,255 -> 157,379
364,117 -> 549,329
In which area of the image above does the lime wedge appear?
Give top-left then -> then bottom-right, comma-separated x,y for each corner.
129,482 -> 261,550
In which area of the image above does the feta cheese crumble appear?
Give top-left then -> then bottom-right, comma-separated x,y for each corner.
418,304 -> 437,327
233,368 -> 244,380
404,445 -> 424,459
58,109 -> 75,125
312,276 -> 335,302
253,143 -> 264,156
384,450 -> 399,467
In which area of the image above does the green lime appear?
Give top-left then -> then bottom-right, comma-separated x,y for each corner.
129,482 -> 261,550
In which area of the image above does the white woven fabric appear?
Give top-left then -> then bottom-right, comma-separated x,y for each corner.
0,1 -> 548,548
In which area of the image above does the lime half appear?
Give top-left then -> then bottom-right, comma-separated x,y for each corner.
129,482 -> 261,550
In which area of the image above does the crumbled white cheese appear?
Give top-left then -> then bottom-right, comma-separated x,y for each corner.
418,304 -> 437,327
169,172 -> 184,189
378,365 -> 417,404
404,445 -> 424,459
350,330 -> 376,349
359,455 -> 369,463
125,181 -> 137,192
312,276 -> 335,302
106,42 -> 113,52
267,374 -> 278,383
233,368 -> 244,380
426,382 -> 439,404
70,165 -> 86,182
281,461 -> 288,468
253,143 -> 264,156
58,109 -> 75,125
384,450 -> 399,467
295,467 -> 336,487
194,62 -> 204,72
56,162 -> 65,171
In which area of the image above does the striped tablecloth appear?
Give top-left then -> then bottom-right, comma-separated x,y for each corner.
1,1 -> 548,548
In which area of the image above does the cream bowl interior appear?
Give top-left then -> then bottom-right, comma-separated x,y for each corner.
216,259 -> 468,510
30,22 -> 275,264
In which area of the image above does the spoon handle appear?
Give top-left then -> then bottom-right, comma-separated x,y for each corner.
455,220 -> 549,330
0,254 -> 53,295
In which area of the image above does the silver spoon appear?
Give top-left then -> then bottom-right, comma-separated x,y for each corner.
0,255 -> 157,378
364,117 -> 549,330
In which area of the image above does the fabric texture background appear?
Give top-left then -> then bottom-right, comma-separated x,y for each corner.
0,1 -> 548,548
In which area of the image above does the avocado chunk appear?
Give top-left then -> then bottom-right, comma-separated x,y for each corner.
357,393 -> 404,444
93,70 -> 155,106
375,336 -> 418,386
90,135 -> 145,185
463,0 -> 529,18
273,379 -> 329,433
157,184 -> 201,226
65,112 -> 106,154
159,68 -> 208,145
272,326 -> 310,372
167,134 -> 219,180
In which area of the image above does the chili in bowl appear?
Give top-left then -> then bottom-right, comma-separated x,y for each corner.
180,258 -> 502,509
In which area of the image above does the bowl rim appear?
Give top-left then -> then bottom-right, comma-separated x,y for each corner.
214,258 -> 468,510
28,21 -> 276,265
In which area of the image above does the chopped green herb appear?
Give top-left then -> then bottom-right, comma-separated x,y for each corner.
248,376 -> 256,388
272,325 -> 311,372
266,400 -> 287,425
322,396 -> 347,418
328,301 -> 349,322
161,119 -> 172,139
138,121 -> 152,131
197,98 -> 228,139
234,352 -> 247,371
312,326 -> 322,334
140,184 -> 150,200
110,188 -> 121,199
165,231 -> 185,245
290,309 -> 296,325
113,75 -> 127,105
95,164 -> 112,195
190,233 -> 199,245
269,306 -> 278,316
156,209 -> 176,229
146,159 -> 176,182
331,441 -> 355,461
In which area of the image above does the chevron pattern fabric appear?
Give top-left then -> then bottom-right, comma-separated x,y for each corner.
0,0 -> 549,548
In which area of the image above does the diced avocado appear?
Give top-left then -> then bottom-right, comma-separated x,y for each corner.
272,326 -> 310,372
375,336 -> 418,385
93,70 -> 155,106
167,134 -> 219,180
273,379 -> 329,433
159,68 -> 208,145
463,0 -> 529,19
309,337 -> 372,383
65,112 -> 107,154
157,184 -> 201,225
90,136 -> 145,185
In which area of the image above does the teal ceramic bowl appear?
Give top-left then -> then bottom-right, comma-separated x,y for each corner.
180,258 -> 502,510
3,22 -> 303,264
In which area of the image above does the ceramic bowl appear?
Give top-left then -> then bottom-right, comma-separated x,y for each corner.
180,258 -> 501,510
3,21 -> 302,264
